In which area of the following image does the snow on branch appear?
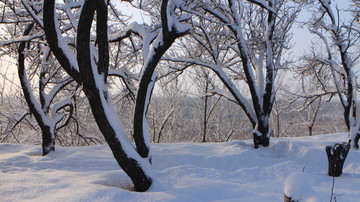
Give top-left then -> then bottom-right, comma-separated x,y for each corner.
166,0 -> 191,34
164,56 -> 257,124
43,0 -> 81,83
21,0 -> 44,29
246,0 -> 275,14
51,95 -> 74,126
0,32 -> 44,46
318,0 -> 336,24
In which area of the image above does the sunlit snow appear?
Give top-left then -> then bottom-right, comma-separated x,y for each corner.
0,133 -> 359,201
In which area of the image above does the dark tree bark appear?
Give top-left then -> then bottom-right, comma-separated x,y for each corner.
133,0 -> 189,158
251,1 -> 276,149
44,0 -> 152,191
76,0 -> 152,191
202,88 -> 209,143
18,23 -> 55,156
253,118 -> 270,149
43,0 -> 81,83
326,143 -> 350,177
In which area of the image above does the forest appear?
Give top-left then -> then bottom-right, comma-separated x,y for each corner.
0,0 -> 359,199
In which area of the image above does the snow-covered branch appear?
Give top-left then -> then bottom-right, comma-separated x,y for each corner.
0,31 -> 43,46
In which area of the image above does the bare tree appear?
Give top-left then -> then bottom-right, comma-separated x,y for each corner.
167,0 -> 301,148
271,97 -> 290,137
147,77 -> 188,143
42,0 -> 190,191
303,0 -> 360,148
187,67 -> 221,142
0,0 -> 79,155
17,23 -> 76,155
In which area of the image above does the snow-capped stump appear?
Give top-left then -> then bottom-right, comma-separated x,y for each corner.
325,142 -> 350,177
284,172 -> 316,202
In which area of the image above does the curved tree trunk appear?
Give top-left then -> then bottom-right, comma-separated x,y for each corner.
43,0 -> 155,191
43,0 -> 81,83
76,0 -> 153,191
18,23 -> 55,156
133,0 -> 189,158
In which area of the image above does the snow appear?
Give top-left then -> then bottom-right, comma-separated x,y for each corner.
166,0 -> 191,34
54,10 -> 79,72
143,71 -> 158,159
110,21 -> 158,61
1,133 -> 359,201
21,0 -> 44,28
88,44 -> 156,181
0,32 -> 44,46
284,172 -> 318,202
19,61 -> 53,128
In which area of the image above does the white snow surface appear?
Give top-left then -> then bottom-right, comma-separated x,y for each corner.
1,133 -> 359,201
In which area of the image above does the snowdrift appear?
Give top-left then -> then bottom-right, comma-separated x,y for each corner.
0,133 -> 359,201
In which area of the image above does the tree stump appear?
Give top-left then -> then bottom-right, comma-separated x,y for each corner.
325,142 -> 350,177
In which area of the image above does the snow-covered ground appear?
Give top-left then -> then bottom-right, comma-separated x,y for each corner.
0,133 -> 359,201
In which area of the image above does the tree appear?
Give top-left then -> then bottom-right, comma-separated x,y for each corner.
43,0 -> 190,191
271,96 -> 291,137
42,0 -> 150,191
144,76 -> 187,143
188,67 -> 221,142
1,0 -> 78,155
18,23 -> 77,155
168,0 -> 301,148
304,0 -> 360,148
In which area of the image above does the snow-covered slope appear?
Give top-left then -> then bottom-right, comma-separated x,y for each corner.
0,133 -> 359,201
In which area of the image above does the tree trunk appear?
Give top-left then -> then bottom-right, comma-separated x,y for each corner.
344,107 -> 351,132
18,23 -> 55,156
276,111 -> 281,137
133,0 -> 188,158
202,82 -> 209,142
253,116 -> 270,149
76,0 -> 153,191
43,0 -> 81,83
202,96 -> 208,143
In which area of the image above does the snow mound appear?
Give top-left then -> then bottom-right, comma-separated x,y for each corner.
284,172 -> 318,202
